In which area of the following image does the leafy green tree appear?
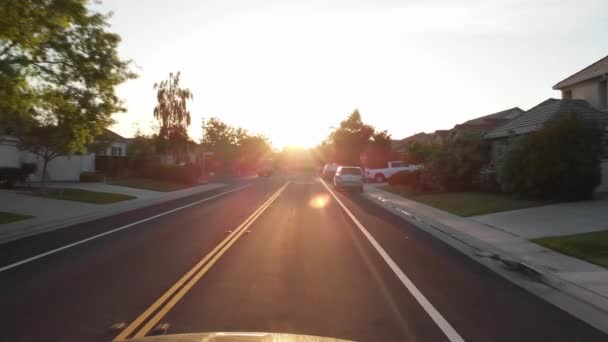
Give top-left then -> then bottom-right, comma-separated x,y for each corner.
201,117 -> 271,174
328,109 -> 375,165
364,130 -> 400,168
1,0 -> 136,152
153,71 -> 193,161
499,114 -> 603,200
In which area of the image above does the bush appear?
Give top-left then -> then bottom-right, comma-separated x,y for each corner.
477,163 -> 500,192
135,163 -> 200,185
80,171 -> 105,182
388,170 -> 421,186
20,162 -> 37,175
0,163 -> 37,188
426,132 -> 490,191
499,114 -> 603,201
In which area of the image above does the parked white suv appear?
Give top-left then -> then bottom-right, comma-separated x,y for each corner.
322,163 -> 339,181
333,166 -> 364,192
365,161 -> 422,183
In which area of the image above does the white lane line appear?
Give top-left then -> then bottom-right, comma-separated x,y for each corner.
321,180 -> 465,342
0,184 -> 252,273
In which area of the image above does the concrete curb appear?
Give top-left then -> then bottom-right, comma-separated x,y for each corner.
362,191 -> 608,331
0,184 -> 228,244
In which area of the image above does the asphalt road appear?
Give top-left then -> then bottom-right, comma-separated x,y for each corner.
0,174 -> 605,342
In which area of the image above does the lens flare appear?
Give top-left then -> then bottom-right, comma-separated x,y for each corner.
308,194 -> 330,209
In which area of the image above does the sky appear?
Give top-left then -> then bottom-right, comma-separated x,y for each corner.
96,0 -> 608,149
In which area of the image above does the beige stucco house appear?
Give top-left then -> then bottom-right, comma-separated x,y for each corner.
485,54 -> 608,192
553,55 -> 608,112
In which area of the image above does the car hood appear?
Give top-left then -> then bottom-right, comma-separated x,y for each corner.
129,332 -> 354,342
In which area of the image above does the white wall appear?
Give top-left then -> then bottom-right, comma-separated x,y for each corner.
0,136 -> 20,168
22,152 -> 95,182
563,78 -> 608,111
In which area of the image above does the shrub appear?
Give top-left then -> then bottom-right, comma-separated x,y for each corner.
20,162 -> 37,175
388,170 -> 421,186
498,114 -> 603,201
477,163 -> 500,192
426,132 -> 490,191
80,171 -> 105,182
135,163 -> 200,185
0,164 -> 37,188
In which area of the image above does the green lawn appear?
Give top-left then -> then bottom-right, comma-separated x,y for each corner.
36,188 -> 135,204
380,185 -> 547,217
0,211 -> 33,224
109,178 -> 190,192
535,231 -> 608,268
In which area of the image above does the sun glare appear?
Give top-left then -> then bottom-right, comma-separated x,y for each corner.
309,194 -> 331,209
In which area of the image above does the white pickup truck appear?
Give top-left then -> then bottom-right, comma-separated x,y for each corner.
365,161 -> 422,183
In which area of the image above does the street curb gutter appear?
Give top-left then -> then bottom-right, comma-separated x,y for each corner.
362,192 -> 608,335
0,184 -> 229,245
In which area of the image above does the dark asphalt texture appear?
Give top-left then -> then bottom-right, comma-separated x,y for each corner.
0,175 -> 605,342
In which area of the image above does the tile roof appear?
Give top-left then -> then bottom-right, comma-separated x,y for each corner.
485,98 -> 608,139
553,55 -> 608,89
454,107 -> 524,133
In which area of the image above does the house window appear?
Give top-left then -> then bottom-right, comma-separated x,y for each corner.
600,80 -> 607,109
563,89 -> 573,100
111,146 -> 122,156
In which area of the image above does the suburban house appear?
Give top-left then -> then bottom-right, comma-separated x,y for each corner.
485,98 -> 608,157
0,128 -> 128,182
393,107 -> 524,154
96,128 -> 129,157
553,55 -> 608,111
484,54 -> 608,192
451,107 -> 524,138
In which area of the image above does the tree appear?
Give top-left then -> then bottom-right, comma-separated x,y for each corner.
1,0 -> 136,152
127,133 -> 157,159
201,117 -> 271,174
327,109 -> 375,165
201,117 -> 238,147
363,130 -> 400,168
153,71 -> 193,161
499,114 -> 603,200
19,125 -> 70,187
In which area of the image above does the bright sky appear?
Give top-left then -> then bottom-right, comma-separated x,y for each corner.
97,0 -> 608,149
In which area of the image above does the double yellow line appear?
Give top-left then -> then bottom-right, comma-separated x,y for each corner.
114,182 -> 290,340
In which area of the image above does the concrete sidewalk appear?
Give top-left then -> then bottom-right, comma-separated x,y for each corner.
0,182 -> 228,244
471,200 -> 608,238
363,184 -> 608,320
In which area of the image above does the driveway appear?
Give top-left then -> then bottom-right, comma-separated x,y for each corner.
471,199 -> 608,238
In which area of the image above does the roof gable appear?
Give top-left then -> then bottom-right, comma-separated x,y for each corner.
553,55 -> 608,90
100,128 -> 128,143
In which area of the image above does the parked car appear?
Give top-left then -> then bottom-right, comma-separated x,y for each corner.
322,163 -> 339,181
257,159 -> 275,177
333,166 -> 364,192
365,161 -> 422,183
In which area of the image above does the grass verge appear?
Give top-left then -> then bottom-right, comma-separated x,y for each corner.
109,178 -> 191,192
36,188 -> 135,204
0,211 -> 33,224
534,231 -> 608,268
380,185 -> 547,217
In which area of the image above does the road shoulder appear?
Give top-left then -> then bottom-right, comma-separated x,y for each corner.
0,182 -> 228,244
362,183 -> 608,335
